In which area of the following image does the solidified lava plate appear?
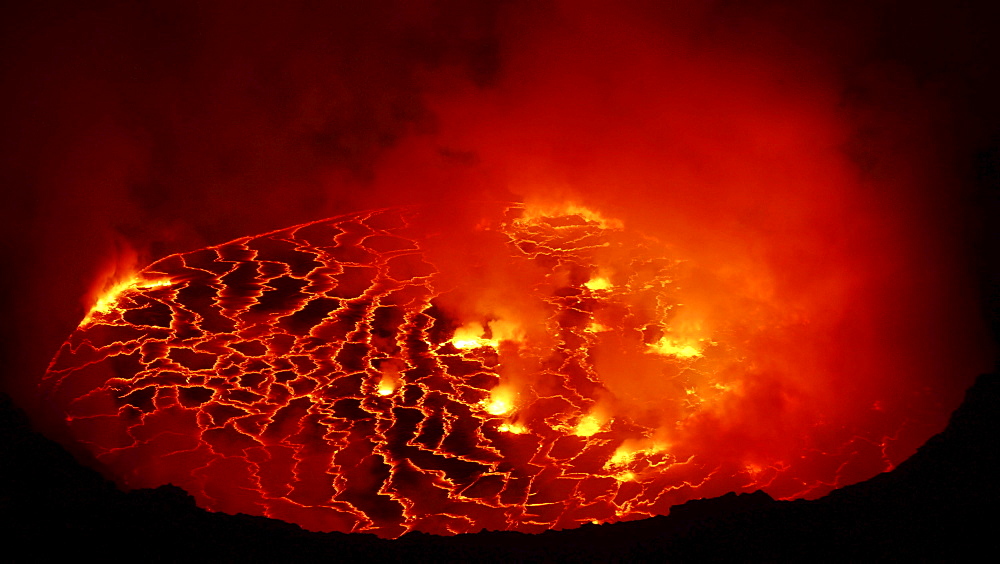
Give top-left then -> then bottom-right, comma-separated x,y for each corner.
41,202 -> 896,537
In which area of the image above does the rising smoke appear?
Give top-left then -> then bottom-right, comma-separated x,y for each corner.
1,0 -> 996,510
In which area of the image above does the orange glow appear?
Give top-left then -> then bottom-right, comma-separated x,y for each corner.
451,322 -> 489,349
583,276 -> 613,291
81,276 -> 173,326
573,415 -> 603,437
498,423 -> 527,434
376,360 -> 404,396
647,337 -> 703,359
483,387 -> 516,415
515,200 -> 624,230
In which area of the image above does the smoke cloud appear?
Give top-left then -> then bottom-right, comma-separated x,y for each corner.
2,0 -> 997,507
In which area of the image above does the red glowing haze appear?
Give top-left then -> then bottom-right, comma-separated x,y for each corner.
2,0 -> 996,538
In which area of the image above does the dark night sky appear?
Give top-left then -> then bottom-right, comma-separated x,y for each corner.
1,0 -> 997,527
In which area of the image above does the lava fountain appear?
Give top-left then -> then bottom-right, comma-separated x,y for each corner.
41,200 -> 935,537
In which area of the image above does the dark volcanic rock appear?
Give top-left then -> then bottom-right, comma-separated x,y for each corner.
2,372 -> 997,561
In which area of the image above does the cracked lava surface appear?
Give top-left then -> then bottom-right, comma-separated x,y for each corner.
41,203 -> 900,537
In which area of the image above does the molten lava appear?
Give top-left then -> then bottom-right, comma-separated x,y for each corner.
43,202 -> 906,537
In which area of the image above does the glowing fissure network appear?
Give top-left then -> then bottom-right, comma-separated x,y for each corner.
41,203 -> 883,537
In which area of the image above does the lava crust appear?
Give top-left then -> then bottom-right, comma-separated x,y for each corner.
41,203 -> 893,537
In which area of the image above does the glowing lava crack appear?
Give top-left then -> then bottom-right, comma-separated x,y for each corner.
41,203 -> 889,537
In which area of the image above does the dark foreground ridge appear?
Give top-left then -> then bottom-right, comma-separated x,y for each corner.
3,372 -> 997,562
